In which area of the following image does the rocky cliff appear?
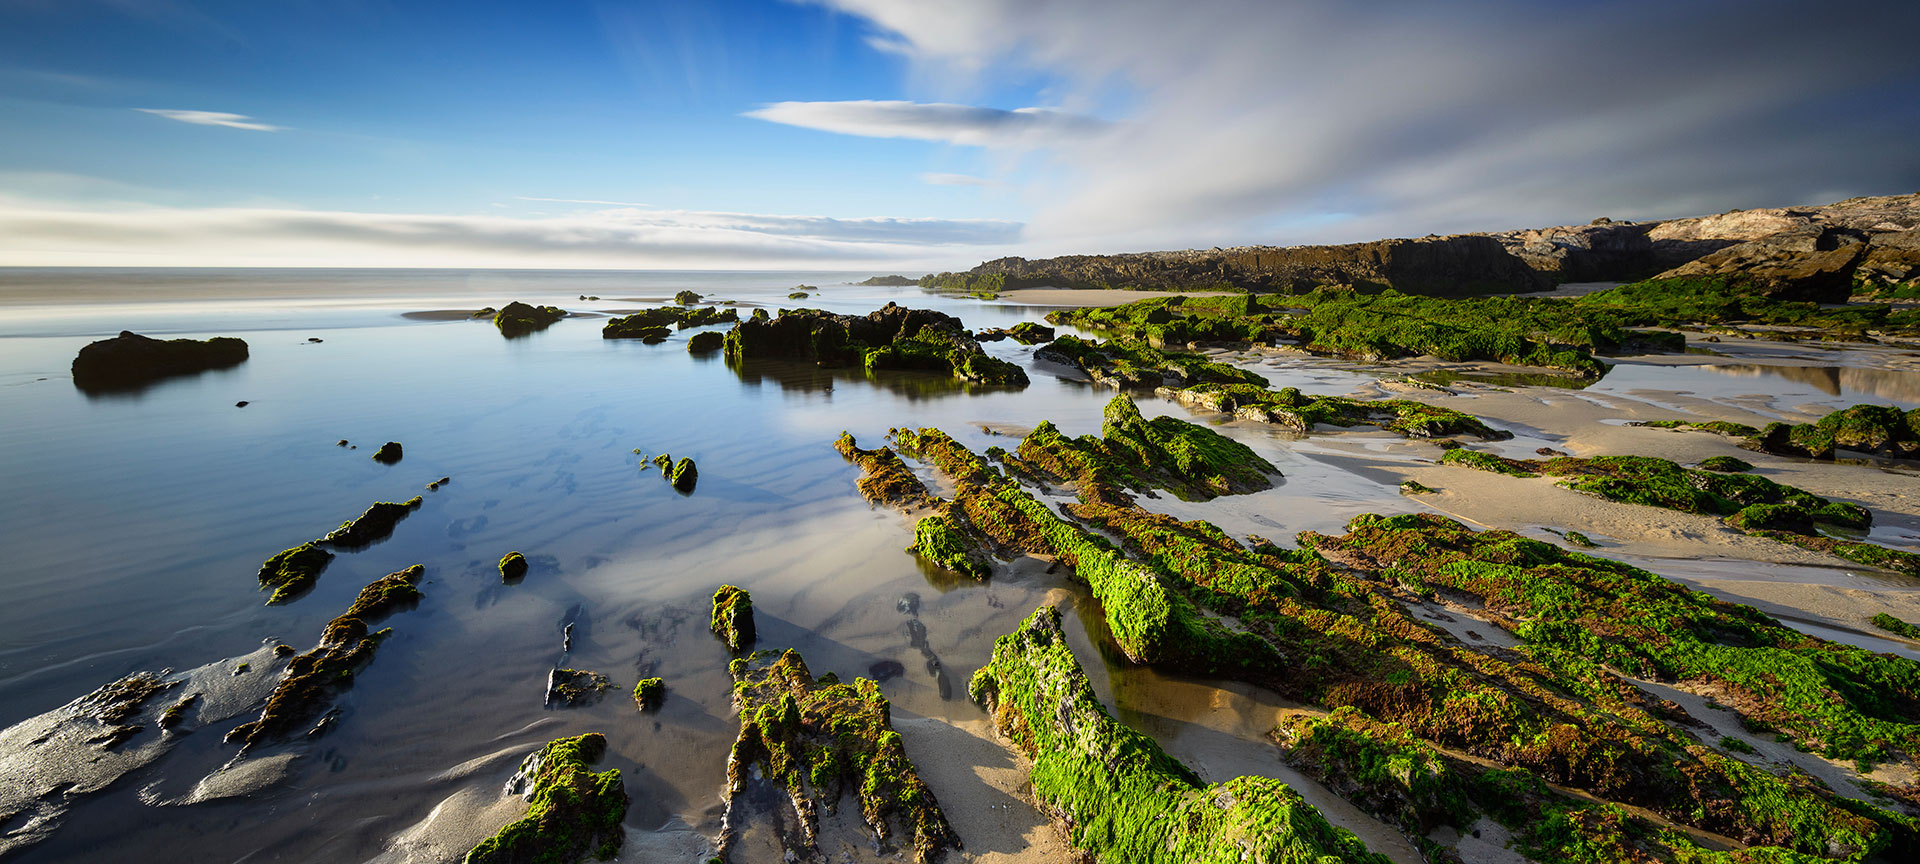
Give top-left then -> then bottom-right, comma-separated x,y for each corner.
932,192 -> 1920,299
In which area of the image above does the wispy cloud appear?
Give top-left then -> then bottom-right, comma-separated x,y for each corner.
0,195 -> 1020,268
516,196 -> 656,208
745,100 -> 1105,148
806,0 -> 1920,251
920,173 -> 1002,187
136,109 -> 282,132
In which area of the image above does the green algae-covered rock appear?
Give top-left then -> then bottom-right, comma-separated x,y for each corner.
668,457 -> 697,493
320,497 -> 422,548
710,585 -> 754,651
493,301 -> 566,337
970,606 -> 1392,864
686,330 -> 724,353
1006,321 -> 1054,344
258,542 -> 334,605
673,290 -> 702,305
721,649 -> 956,864
1744,403 -> 1920,461
499,551 -> 528,582
1698,455 -> 1754,472
371,441 -> 404,464
464,733 -> 627,864
631,677 -> 664,711
723,302 -> 1029,387
908,511 -> 990,579
70,330 -> 249,392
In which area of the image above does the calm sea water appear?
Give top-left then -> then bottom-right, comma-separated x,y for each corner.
1,268 -> 1916,863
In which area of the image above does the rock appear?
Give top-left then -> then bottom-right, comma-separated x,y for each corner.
710,585 -> 755,651
686,330 -> 724,353
674,290 -> 702,305
492,301 -> 566,337
857,274 -> 918,286
722,302 -> 1029,386
632,678 -> 664,712
371,441 -> 403,464
544,668 -> 612,707
318,497 -> 423,549
465,733 -> 627,864
498,551 -> 529,582
1007,321 -> 1055,344
235,401 -> 248,407
70,331 -> 249,392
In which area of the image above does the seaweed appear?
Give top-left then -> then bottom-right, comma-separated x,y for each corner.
464,732 -> 627,864
720,649 -> 957,864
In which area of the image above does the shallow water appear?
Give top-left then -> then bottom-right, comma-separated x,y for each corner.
1,269 -> 1915,863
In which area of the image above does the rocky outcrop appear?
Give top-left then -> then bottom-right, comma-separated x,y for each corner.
70,331 -> 249,392
723,303 -> 1028,386
935,192 -> 1920,297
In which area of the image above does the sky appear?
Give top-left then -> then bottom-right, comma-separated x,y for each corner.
1,0 -> 1917,270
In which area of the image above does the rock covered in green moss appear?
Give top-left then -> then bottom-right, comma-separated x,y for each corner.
600,318 -> 668,342
371,441 -> 404,464
1016,394 -> 1277,502
1036,334 -> 1266,389
604,305 -> 740,340
668,457 -> 697,492
1698,455 -> 1754,472
969,606 -> 1392,864
464,732 -> 627,864
710,585 -> 755,651
721,649 -> 957,864
1006,321 -> 1054,344
908,511 -> 991,579
493,301 -> 567,337
320,497 -> 423,548
1873,614 -> 1920,640
70,330 -> 249,392
499,551 -> 528,582
673,290 -> 702,305
687,330 -> 724,353
258,542 -> 334,605
1744,403 -> 1920,461
1167,382 -> 1511,440
227,567 -> 423,749
834,432 -> 933,509
1399,480 -> 1436,495
632,677 -> 664,711
722,302 -> 1029,386
545,669 -> 612,707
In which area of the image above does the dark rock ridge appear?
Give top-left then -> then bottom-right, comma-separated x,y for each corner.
927,192 -> 1920,298
722,302 -> 1029,386
71,331 -> 249,391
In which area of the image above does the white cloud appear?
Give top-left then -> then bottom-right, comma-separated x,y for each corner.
136,108 -> 282,131
802,0 -> 1920,252
0,195 -> 1019,268
745,100 -> 1104,148
920,173 -> 1003,187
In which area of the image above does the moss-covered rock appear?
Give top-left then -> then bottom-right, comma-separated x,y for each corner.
721,649 -> 957,864
1014,394 -> 1278,502
70,330 -> 249,392
1036,334 -> 1266,389
258,542 -> 335,605
834,432 -> 933,509
673,290 -> 702,305
632,677 -> 664,711
464,732 -> 627,864
1698,455 -> 1754,472
493,301 -> 567,337
687,330 -> 725,353
545,669 -> 613,707
970,606 -> 1393,864
320,497 -> 423,548
1169,382 -> 1511,440
711,585 -> 755,651
1744,404 -> 1920,461
371,441 -> 404,464
724,302 -> 1029,386
604,306 -> 740,339
227,567 -> 423,749
1873,614 -> 1920,640
499,551 -> 529,582
668,457 -> 697,493
908,511 -> 991,580
1006,321 -> 1054,344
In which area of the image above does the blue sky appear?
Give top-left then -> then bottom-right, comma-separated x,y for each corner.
2,0 -> 1917,268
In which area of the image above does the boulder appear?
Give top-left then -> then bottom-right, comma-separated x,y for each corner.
71,331 -> 249,391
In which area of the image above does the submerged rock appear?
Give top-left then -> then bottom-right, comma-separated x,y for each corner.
970,606 -> 1391,863
720,649 -> 958,864
710,585 -> 755,652
492,301 -> 566,337
70,331 -> 249,392
465,732 -> 628,864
